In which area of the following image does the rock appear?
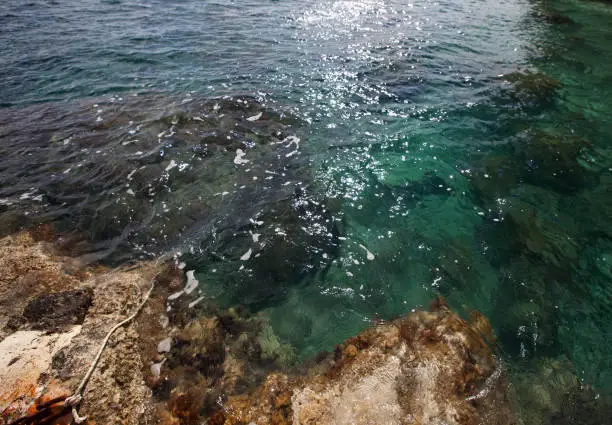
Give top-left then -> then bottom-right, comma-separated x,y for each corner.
509,355 -> 584,425
174,316 -> 226,374
158,337 -> 172,353
257,322 -> 297,367
0,231 -> 84,339
0,230 -> 172,425
167,383 -> 207,425
0,327 -> 81,419
0,95 -> 309,267
535,9 -> 574,25
22,287 -> 93,331
501,71 -> 560,104
551,386 -> 612,425
0,229 -> 528,425
517,130 -> 592,192
217,302 -> 516,425
343,344 -> 358,359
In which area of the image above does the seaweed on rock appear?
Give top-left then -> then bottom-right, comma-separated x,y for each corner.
501,71 -> 561,105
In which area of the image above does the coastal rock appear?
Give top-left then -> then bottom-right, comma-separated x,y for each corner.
0,230 -> 85,339
216,299 -> 515,425
0,327 -> 80,419
22,287 -> 93,331
0,229 -> 169,425
0,229 -> 516,425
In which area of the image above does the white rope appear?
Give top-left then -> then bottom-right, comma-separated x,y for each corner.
64,276 -> 157,424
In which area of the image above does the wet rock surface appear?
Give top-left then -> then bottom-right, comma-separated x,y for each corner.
0,229 -> 166,424
211,298 -> 515,425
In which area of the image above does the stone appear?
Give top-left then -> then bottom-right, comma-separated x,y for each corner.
0,230 -> 168,425
217,301 -> 516,425
157,337 -> 172,353
22,287 -> 93,331
0,327 -> 81,418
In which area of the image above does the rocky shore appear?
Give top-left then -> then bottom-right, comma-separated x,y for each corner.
0,227 -> 603,425
0,226 -> 510,425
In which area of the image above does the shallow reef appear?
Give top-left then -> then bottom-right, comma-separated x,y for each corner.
0,94 -> 341,311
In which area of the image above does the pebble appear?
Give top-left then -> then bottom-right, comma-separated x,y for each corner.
157,337 -> 172,353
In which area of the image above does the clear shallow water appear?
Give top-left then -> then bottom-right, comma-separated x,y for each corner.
1,0 -> 612,419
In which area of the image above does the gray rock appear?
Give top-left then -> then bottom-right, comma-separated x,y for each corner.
157,337 -> 172,353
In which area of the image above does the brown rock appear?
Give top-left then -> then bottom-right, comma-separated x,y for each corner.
22,287 -> 93,331
275,391 -> 292,409
343,344 -> 358,359
218,305 -> 515,425
0,231 -> 170,425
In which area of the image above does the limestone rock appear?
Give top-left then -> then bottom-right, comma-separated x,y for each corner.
217,300 -> 516,425
0,230 -> 169,425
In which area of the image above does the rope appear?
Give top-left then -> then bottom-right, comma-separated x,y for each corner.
63,275 -> 157,424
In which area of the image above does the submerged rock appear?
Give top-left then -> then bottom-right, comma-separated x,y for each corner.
0,94 -> 341,311
517,130 -> 592,192
501,71 -> 560,105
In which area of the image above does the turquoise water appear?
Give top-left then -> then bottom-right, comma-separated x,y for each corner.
1,0 -> 612,420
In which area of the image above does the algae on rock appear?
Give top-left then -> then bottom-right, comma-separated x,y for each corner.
215,298 -> 516,425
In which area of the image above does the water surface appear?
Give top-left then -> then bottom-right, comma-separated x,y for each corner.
1,0 -> 612,420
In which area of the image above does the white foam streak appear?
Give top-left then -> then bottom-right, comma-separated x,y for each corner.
184,270 -> 199,294
359,244 -> 376,260
246,112 -> 263,121
240,248 -> 253,261
233,149 -> 249,165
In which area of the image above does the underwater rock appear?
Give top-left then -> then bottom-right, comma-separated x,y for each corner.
550,386 -> 612,425
500,71 -> 560,105
0,94 -> 342,314
470,154 -> 521,202
489,254 -> 566,359
178,184 -> 341,311
469,130 -> 592,209
517,130 -> 592,192
568,172 -> 612,239
173,316 -> 226,377
503,185 -> 579,267
0,94 -> 311,264
216,299 -> 515,425
533,9 -> 575,25
257,322 -> 297,367
509,356 -> 585,425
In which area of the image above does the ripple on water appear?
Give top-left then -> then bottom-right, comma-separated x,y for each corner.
2,0 -> 612,421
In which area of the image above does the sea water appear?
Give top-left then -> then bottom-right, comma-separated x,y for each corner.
1,0 -> 612,420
